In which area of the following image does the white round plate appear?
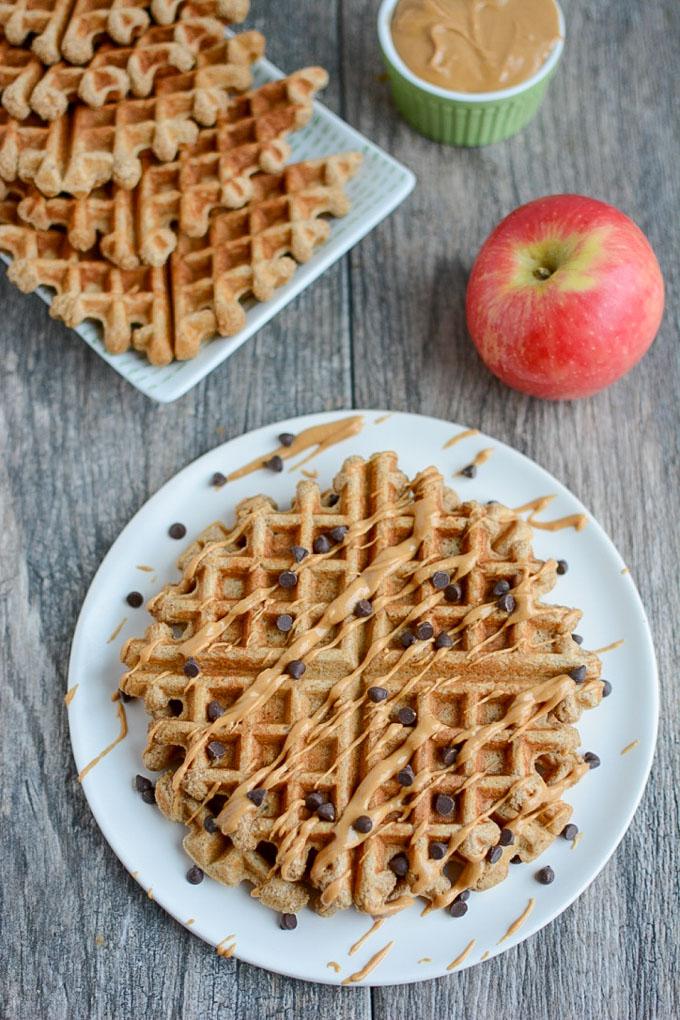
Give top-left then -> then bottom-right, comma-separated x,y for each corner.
67,410 -> 658,986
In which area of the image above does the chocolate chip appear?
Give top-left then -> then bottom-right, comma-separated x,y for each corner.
415,621 -> 434,640
264,455 -> 283,472
602,679 -> 612,697
169,523 -> 186,540
389,853 -> 409,877
168,698 -> 182,716
584,751 -> 600,769
561,823 -> 578,840
318,802 -> 336,822
354,599 -> 373,618
498,828 -> 514,846
329,526 -> 348,543
556,559 -> 569,575
353,815 -> 373,834
278,570 -> 297,588
510,854 -> 523,864
305,791 -> 325,812
326,493 -> 339,506
183,657 -> 200,678
486,845 -> 503,864
278,433 -> 295,447
434,632 -> 453,650
398,707 -> 417,726
126,591 -> 143,608
440,746 -> 458,767
211,472 -> 227,488
497,593 -> 516,613
460,464 -> 477,479
493,580 -> 510,596
286,659 -> 305,679
396,765 -> 414,787
141,787 -> 156,804
276,613 -> 294,633
449,900 -> 468,918
207,701 -> 224,722
204,815 -> 218,834
186,865 -> 204,885
135,774 -> 152,793
206,740 -> 226,761
313,535 -> 331,554
572,633 -> 584,644
434,794 -> 454,816
291,545 -> 308,563
368,686 -> 388,703
400,630 -> 416,649
120,691 -> 134,702
429,841 -> 447,860
247,788 -> 266,807
280,912 -> 298,930
569,665 -> 587,683
444,582 -> 462,603
536,865 -> 555,885
432,571 -> 450,590
456,889 -> 470,902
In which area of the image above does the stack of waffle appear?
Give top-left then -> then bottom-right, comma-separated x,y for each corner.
0,1 -> 361,363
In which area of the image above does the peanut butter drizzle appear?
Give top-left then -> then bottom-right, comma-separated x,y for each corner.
621,739 -> 640,756
620,566 -> 630,576
498,898 -> 535,944
224,415 -> 365,482
341,940 -> 395,985
216,934 -> 237,958
301,469 -> 319,479
447,938 -> 476,971
185,918 -> 195,925
107,617 -> 127,643
418,957 -> 432,964
443,428 -> 479,449
592,639 -> 624,655
136,564 -> 154,572
513,496 -> 587,533
64,684 -> 79,706
147,888 -> 154,900
480,950 -> 490,961
78,701 -> 128,782
327,961 -> 342,973
458,447 -> 494,475
571,831 -> 584,850
349,918 -> 386,956
374,413 -> 393,425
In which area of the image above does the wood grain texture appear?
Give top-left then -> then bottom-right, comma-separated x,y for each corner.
0,1 -> 678,1017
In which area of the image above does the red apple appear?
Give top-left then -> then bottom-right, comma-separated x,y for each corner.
466,195 -> 664,399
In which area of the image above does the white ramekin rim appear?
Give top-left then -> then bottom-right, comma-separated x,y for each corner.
377,0 -> 565,103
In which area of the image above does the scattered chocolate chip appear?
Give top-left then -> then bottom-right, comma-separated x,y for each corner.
536,865 -> 555,885
168,698 -> 183,716
398,707 -> 417,726
135,774 -> 152,793
432,571 -> 450,590
280,912 -> 298,930
264,455 -> 284,472
126,591 -> 143,608
183,657 -> 200,678
602,679 -> 612,697
329,526 -> 348,543
313,535 -> 331,554
305,791 -> 325,812
440,746 -> 458,767
186,865 -> 204,885
444,582 -> 462,603
569,665 -> 587,683
429,842 -> 447,860
247,788 -> 266,807
354,599 -> 373,618
286,659 -> 306,679
207,700 -> 224,722
460,464 -> 477,479
353,815 -> 373,834
497,593 -> 516,613
169,522 -> 186,540
318,802 -> 336,822
278,570 -> 298,588
206,740 -> 226,761
493,580 -> 510,596
561,823 -> 578,841
396,765 -> 414,787
556,559 -> 569,575
204,815 -> 218,834
276,613 -> 294,633
434,632 -> 453,650
449,900 -> 468,918
416,621 -> 434,640
389,853 -> 409,877
291,545 -> 308,563
498,828 -> 514,846
210,472 -> 227,488
326,493 -> 339,506
278,433 -> 295,447
456,889 -> 470,903
141,787 -> 156,804
400,630 -> 416,649
572,633 -> 583,645
510,854 -> 523,864
584,751 -> 601,769
486,845 -> 503,864
434,794 -> 454,816
368,686 -> 388,703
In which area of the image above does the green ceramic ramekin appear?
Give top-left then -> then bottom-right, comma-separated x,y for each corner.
378,0 -> 565,147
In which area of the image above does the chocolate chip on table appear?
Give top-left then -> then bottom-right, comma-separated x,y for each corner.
280,912 -> 298,930
329,526 -> 348,543
396,765 -> 414,787
183,657 -> 200,678
434,794 -> 454,816
276,613 -> 294,633
572,633 -> 584,645
210,471 -> 227,488
444,582 -> 462,603
168,522 -> 186,540
432,571 -> 450,590
389,853 -> 409,877
264,455 -> 284,472
602,679 -> 612,697
204,815 -> 218,834
497,593 -> 516,613
278,433 -> 296,447
460,464 -> 477,479
354,599 -> 373,618
536,865 -> 555,885
429,841 -> 447,860
569,665 -> 587,683
439,746 -> 458,767
186,865 -> 204,885
561,823 -> 578,841
207,700 -> 224,722
286,659 -> 306,679
415,621 -> 434,640
486,845 -> 503,864
141,787 -> 156,804
318,802 -> 336,822
305,791 -> 325,812
449,900 -> 468,918
434,632 -> 453,650
498,828 -> 514,846
278,570 -> 298,588
493,580 -> 510,596
126,591 -> 143,608
398,707 -> 417,726
291,545 -> 308,563
353,815 -> 373,834
556,559 -> 569,575
400,630 -> 417,649
510,854 -> 523,864
313,535 -> 331,554
206,740 -> 226,761
168,699 -> 182,716
135,774 -> 153,793
367,686 -> 388,703
247,788 -> 266,807
584,751 -> 601,769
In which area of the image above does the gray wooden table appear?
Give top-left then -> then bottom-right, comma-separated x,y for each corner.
2,1 -> 678,1017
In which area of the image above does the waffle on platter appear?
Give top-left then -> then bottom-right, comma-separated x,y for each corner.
120,452 -> 604,918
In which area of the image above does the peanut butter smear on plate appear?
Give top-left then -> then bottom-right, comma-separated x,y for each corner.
391,0 -> 562,93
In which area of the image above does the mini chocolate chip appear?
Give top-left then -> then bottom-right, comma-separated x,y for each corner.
278,432 -> 295,447
168,698 -> 182,716
556,559 -> 569,575
286,659 -> 305,679
247,788 -> 266,807
318,802 -> 336,822
602,679 -> 612,697
305,791 -> 325,812
291,545 -> 308,563
498,828 -> 514,846
326,493 -> 339,506
569,665 -> 587,683
493,580 -> 510,596
280,912 -> 298,930
434,794 -> 454,816
206,740 -> 226,761
126,591 -> 143,608
135,774 -> 152,793
572,633 -> 584,645
449,900 -> 468,918
313,535 -> 331,554
432,571 -> 450,590
204,815 -> 218,834
264,455 -> 284,472
368,686 -> 388,703
440,746 -> 459,767
329,526 -> 348,543
429,841 -> 447,860
353,815 -> 373,834
444,582 -> 462,603
169,522 -> 186,540
415,621 -> 434,640
183,657 -> 200,678
510,854 -> 523,864
398,707 -> 417,726
456,889 -> 470,902
207,701 -> 224,722
210,471 -> 227,488
561,823 -> 578,841
400,630 -> 416,649
276,613 -> 294,633
186,865 -> 204,885
536,865 -> 555,885
396,765 -> 414,787
278,570 -> 297,588
120,691 -> 133,702
584,751 -> 600,769
487,845 -> 503,864
460,464 -> 477,478
354,599 -> 373,618
497,593 -> 516,613
434,632 -> 453,650
141,787 -> 156,804
389,853 -> 409,877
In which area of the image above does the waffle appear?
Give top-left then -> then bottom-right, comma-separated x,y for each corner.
119,451 -> 604,918
0,0 -> 249,66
